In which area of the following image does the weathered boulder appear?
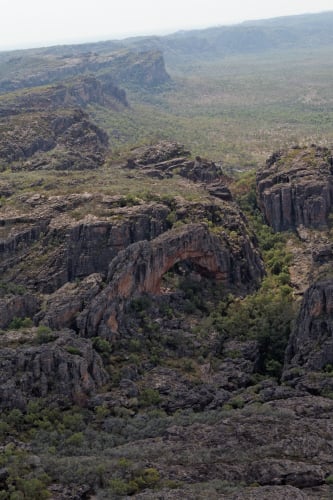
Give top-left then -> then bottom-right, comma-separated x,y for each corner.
257,145 -> 333,231
0,331 -> 108,410
207,183 -> 233,201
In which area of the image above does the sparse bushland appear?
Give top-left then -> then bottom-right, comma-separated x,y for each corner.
91,46 -> 333,170
2,22 -> 333,498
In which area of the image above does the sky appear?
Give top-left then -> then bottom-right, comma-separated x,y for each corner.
0,0 -> 333,51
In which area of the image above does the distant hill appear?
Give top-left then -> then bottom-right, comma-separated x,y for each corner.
1,11 -> 333,72
145,11 -> 333,63
42,11 -> 333,63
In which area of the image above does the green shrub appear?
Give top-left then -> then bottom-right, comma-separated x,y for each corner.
36,325 -> 54,344
65,432 -> 84,448
139,388 -> 161,407
8,317 -> 33,330
108,478 -> 138,496
15,478 -> 50,500
92,337 -> 112,355
65,346 -> 82,356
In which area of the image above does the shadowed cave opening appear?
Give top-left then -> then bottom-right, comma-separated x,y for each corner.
160,259 -> 219,295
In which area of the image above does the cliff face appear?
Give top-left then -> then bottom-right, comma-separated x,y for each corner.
256,145 -> 333,232
284,280 -> 333,374
105,50 -> 171,88
280,278 -> 333,411
0,199 -> 170,295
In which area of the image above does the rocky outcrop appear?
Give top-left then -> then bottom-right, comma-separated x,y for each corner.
78,223 -> 264,336
126,142 -> 224,183
284,280 -> 333,375
119,395 -> 333,499
0,331 -> 108,410
0,75 -> 116,170
2,195 -> 251,291
127,142 -> 191,167
0,106 -> 109,170
257,145 -> 333,231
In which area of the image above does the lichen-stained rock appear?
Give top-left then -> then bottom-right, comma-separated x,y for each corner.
283,280 -> 333,375
256,145 -> 333,232
78,223 -> 264,337
0,331 -> 108,410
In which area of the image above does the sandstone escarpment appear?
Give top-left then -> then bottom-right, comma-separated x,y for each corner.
257,145 -> 333,232
0,186 -> 264,332
0,331 -> 108,410
78,222 -> 264,336
0,49 -> 170,93
0,198 -> 169,293
21,201 -> 170,293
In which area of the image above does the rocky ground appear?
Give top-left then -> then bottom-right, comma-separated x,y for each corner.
1,75 -> 333,498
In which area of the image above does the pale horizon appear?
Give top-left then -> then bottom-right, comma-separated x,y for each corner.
0,0 -> 332,52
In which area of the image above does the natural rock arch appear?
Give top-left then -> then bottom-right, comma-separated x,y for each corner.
78,223 -> 264,336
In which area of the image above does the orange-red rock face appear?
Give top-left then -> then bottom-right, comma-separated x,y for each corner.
78,223 -> 264,336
